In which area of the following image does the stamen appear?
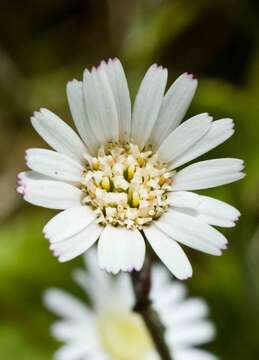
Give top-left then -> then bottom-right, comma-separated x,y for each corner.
127,164 -> 135,180
101,176 -> 111,191
132,191 -> 140,208
81,143 -> 172,229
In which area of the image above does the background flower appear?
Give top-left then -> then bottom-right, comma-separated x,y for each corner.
44,251 -> 217,360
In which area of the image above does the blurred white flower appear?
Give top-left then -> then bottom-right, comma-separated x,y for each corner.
44,251 -> 217,360
17,58 -> 244,278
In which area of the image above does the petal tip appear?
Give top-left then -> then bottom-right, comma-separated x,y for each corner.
185,72 -> 198,82
178,269 -> 193,280
110,267 -> 120,275
16,185 -> 25,196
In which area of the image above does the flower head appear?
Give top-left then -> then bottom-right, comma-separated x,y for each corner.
44,251 -> 217,360
17,58 -> 245,279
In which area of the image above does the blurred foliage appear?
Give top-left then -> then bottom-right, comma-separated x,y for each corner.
0,0 -> 258,359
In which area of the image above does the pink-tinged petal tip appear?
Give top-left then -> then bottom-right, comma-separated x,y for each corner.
16,172 -> 24,184
43,231 -> 49,240
185,72 -> 196,80
16,185 -> 25,196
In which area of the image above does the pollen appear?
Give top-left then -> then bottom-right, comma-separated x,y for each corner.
81,143 -> 172,229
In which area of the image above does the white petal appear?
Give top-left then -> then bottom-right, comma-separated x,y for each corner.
98,225 -> 145,274
173,158 -> 245,191
52,221 -> 102,262
171,118 -> 234,168
165,208 -> 227,248
152,289 -> 190,325
26,148 -> 83,182
151,265 -> 172,290
168,320 -> 215,346
167,191 -> 200,208
131,64 -> 168,149
31,108 -> 86,161
153,283 -> 188,316
156,221 -> 221,256
196,195 -> 240,227
43,288 -> 91,321
168,191 -> 240,228
151,266 -> 187,305
173,348 -> 218,360
74,257 -> 134,313
17,170 -> 49,183
54,343 -> 89,360
148,72 -> 198,148
81,250 -> 112,294
174,193 -> 240,228
157,113 -> 212,163
17,171 -> 81,209
156,209 -> 227,255
166,298 -> 209,325
104,58 -> 131,143
67,80 -> 99,154
144,225 -> 192,280
80,253 -> 135,313
73,267 -> 112,313
84,249 -> 134,311
112,273 -> 135,310
51,321 -> 91,342
83,63 -> 119,145
43,206 -> 95,243
51,322 -> 98,355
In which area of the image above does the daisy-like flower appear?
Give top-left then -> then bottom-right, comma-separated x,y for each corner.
44,251 -> 217,360
17,58 -> 245,279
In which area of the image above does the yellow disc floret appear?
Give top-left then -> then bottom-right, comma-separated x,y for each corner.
81,143 -> 172,229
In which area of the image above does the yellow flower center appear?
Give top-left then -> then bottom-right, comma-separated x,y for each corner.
98,312 -> 154,360
81,143 -> 172,229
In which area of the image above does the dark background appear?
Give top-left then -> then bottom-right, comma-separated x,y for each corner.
0,0 -> 258,358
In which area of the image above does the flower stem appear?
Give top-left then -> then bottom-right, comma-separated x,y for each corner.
130,236 -> 172,360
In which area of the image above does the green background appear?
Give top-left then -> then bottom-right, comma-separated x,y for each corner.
0,0 -> 258,358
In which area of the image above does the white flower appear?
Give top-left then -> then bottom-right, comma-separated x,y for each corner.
17,58 -> 245,279
44,251 -> 217,360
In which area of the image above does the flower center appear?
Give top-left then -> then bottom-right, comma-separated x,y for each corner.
98,312 -> 155,360
81,143 -> 172,229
